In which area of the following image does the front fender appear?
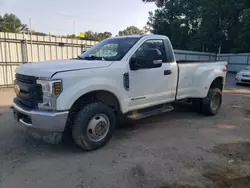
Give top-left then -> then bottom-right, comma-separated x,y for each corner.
56,77 -> 127,112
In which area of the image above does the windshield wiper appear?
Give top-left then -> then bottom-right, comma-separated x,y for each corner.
81,55 -> 105,61
76,56 -> 85,60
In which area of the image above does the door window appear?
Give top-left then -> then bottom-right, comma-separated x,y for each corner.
134,40 -> 167,62
130,39 -> 166,70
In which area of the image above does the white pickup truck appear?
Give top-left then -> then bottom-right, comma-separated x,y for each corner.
12,35 -> 228,151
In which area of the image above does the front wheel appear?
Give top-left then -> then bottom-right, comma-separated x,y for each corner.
72,103 -> 116,151
201,88 -> 222,116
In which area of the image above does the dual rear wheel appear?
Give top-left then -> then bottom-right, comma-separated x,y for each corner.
192,88 -> 222,116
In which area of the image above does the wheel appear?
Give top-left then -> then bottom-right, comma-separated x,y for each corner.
201,88 -> 222,116
72,102 -> 116,151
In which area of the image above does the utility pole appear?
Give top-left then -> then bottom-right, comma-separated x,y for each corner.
29,18 -> 33,62
217,44 -> 221,60
73,20 -> 76,35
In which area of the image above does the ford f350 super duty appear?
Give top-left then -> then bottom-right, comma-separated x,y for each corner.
12,35 -> 228,151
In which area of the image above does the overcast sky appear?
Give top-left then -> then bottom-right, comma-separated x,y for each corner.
0,0 -> 156,36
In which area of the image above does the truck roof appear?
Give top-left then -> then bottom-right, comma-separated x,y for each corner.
113,34 -> 169,40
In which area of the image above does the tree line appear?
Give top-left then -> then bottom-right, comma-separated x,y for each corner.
143,0 -> 250,53
0,14 -> 144,41
2,6 -> 250,54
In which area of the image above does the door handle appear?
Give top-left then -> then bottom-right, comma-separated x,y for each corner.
164,70 -> 172,75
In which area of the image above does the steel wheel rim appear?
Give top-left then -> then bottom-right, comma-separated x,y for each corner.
211,93 -> 221,111
87,114 -> 110,142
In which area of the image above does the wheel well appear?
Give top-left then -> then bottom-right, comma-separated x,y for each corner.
210,77 -> 224,91
71,90 -> 120,113
63,90 -> 120,140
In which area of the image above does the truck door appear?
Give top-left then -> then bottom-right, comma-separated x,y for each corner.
127,39 -> 177,111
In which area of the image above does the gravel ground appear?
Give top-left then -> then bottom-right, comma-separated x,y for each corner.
0,73 -> 250,188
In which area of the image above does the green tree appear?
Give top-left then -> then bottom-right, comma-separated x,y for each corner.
83,30 -> 96,40
0,14 -> 26,33
190,0 -> 247,53
118,26 -> 144,36
84,31 -> 112,41
66,34 -> 77,39
233,9 -> 250,53
22,28 -> 48,36
32,31 -> 47,36
144,0 -> 198,50
97,31 -> 112,41
143,0 -> 250,53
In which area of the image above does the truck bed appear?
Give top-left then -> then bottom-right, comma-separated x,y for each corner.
177,60 -> 219,64
176,61 -> 227,100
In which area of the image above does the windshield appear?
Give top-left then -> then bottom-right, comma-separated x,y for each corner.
244,66 -> 250,70
79,37 -> 140,61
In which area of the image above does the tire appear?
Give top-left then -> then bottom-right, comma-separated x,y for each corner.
72,102 -> 116,151
201,88 -> 222,116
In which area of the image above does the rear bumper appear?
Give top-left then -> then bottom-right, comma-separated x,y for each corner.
12,98 -> 69,132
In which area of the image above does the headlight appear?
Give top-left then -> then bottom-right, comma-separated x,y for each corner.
36,79 -> 62,110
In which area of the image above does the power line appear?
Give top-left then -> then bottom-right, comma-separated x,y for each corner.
54,12 -> 112,24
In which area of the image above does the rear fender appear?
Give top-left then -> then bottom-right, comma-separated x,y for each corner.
194,68 -> 225,98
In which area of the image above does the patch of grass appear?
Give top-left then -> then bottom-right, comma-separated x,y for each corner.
160,183 -> 202,188
203,165 -> 247,181
213,143 -> 250,161
159,164 -> 250,188
203,165 -> 250,188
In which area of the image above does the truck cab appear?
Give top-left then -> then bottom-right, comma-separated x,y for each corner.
12,35 -> 228,151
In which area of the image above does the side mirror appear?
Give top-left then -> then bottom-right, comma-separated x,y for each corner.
153,59 -> 163,65
129,48 -> 163,70
146,49 -> 163,64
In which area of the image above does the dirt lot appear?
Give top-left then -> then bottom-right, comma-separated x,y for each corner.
0,74 -> 250,188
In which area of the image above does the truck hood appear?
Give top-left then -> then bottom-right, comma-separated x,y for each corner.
16,59 -> 113,78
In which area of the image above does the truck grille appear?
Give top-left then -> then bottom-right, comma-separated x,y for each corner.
15,74 -> 42,108
16,74 -> 36,84
16,96 -> 33,107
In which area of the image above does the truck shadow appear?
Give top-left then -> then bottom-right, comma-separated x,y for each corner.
116,102 -> 203,133
0,101 -> 202,166
0,105 -> 11,114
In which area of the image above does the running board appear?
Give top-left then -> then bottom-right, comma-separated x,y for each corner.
127,105 -> 174,120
